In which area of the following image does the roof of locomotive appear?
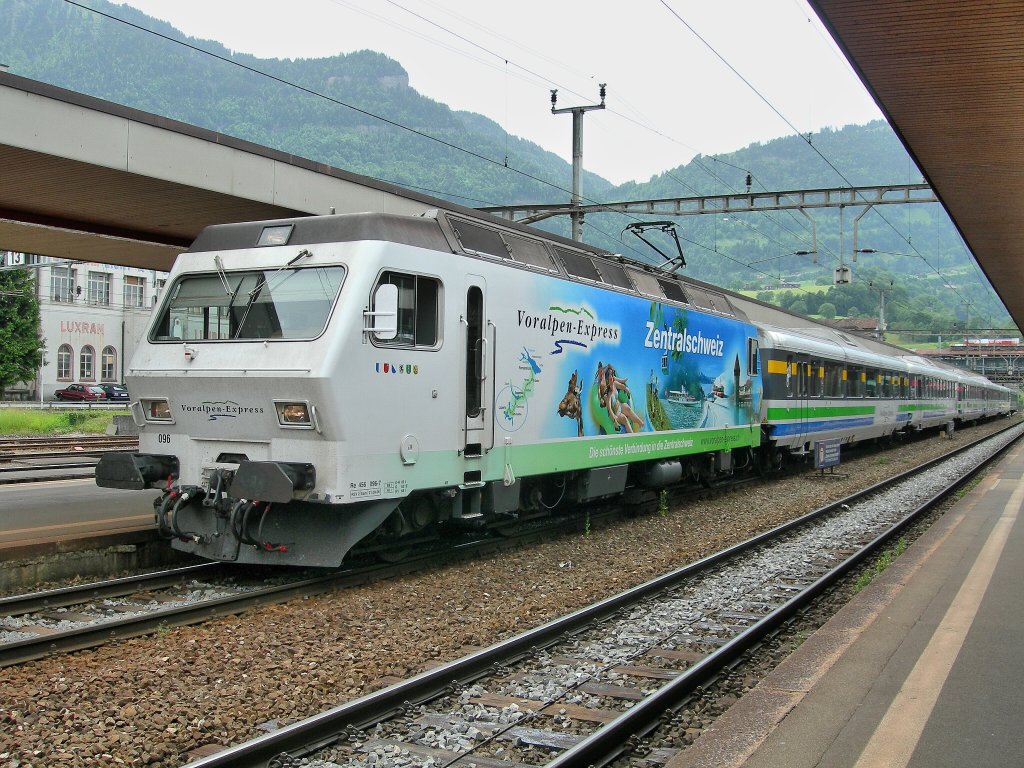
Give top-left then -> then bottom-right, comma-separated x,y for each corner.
188,211 -> 454,254
186,209 -> 751,322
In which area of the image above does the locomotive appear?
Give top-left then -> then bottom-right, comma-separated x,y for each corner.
96,209 -> 1015,567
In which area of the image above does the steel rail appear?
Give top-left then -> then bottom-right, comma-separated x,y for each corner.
0,449 -> 129,461
0,461 -> 98,473
0,436 -> 137,450
182,421 -> 1023,768
544,425 -> 1024,767
0,513 -> 589,668
0,555 -> 438,668
0,562 -> 222,617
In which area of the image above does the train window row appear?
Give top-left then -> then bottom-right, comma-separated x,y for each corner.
782,356 -> 966,400
446,214 -> 735,318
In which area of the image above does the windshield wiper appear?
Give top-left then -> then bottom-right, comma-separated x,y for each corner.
214,255 -> 234,297
232,273 -> 267,339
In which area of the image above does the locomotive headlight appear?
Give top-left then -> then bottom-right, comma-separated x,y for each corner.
142,398 -> 173,422
275,400 -> 314,428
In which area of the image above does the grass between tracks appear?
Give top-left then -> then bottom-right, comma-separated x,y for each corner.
0,408 -> 124,436
854,537 -> 908,593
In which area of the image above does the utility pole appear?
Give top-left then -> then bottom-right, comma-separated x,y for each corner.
868,280 -> 893,340
551,84 -> 606,241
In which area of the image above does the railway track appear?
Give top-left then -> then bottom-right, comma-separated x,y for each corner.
173,422 -> 1024,768
0,512 -> 602,668
0,435 -> 139,480
0,435 -> 138,454
0,557 -> 436,668
0,423 -> 1011,670
0,456 -> 799,665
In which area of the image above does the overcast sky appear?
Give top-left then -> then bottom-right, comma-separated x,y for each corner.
111,0 -> 883,186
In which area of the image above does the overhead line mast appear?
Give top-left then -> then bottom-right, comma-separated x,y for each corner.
551,84 -> 606,241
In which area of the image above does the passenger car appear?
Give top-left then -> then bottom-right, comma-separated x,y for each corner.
54,384 -> 107,401
97,384 -> 131,402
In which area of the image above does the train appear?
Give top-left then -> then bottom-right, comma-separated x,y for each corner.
95,209 -> 1017,567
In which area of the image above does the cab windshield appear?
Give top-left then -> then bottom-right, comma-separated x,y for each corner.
151,266 -> 345,341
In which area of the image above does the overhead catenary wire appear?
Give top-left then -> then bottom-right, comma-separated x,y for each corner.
658,0 -> 980,312
64,1 -> 585,205
66,0 -> 987,315
65,0 -> 699,264
72,0 -> 821,260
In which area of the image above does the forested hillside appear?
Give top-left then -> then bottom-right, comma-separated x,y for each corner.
0,0 -> 611,207
588,122 -> 1012,337
1,0 -> 1013,338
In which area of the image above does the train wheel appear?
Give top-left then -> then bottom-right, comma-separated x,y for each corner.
403,496 -> 437,532
371,497 -> 436,562
758,448 -> 781,474
371,508 -> 412,562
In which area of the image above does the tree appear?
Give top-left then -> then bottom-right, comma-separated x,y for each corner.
0,269 -> 44,395
818,302 -> 837,320
789,300 -> 809,316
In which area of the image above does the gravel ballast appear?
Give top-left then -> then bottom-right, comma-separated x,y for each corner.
0,419 -> 1018,767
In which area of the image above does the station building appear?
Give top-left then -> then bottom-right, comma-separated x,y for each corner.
1,252 -> 165,401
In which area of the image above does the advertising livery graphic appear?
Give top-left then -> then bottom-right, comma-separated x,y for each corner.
181,400 -> 265,421
495,281 -> 761,456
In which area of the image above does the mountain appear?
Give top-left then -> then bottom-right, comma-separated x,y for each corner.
583,123 -> 1012,334
0,0 -> 612,208
0,0 -> 1013,336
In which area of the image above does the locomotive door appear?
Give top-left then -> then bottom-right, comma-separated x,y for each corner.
463,278 -> 494,456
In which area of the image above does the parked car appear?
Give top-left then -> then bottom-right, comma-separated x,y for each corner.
96,384 -> 130,402
54,384 -> 107,401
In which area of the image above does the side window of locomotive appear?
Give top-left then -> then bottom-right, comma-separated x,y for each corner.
151,266 -> 344,341
374,271 -> 440,347
785,355 -> 795,397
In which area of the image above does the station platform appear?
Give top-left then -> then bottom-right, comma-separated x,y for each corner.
668,435 -> 1024,768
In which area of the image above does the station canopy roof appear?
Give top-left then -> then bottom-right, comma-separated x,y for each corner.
810,0 -> 1024,332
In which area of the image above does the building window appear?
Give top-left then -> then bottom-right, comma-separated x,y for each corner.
123,275 -> 145,308
154,277 -> 166,305
80,346 -> 95,381
88,271 -> 111,306
50,266 -> 76,302
57,344 -> 73,380
101,346 -> 117,382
